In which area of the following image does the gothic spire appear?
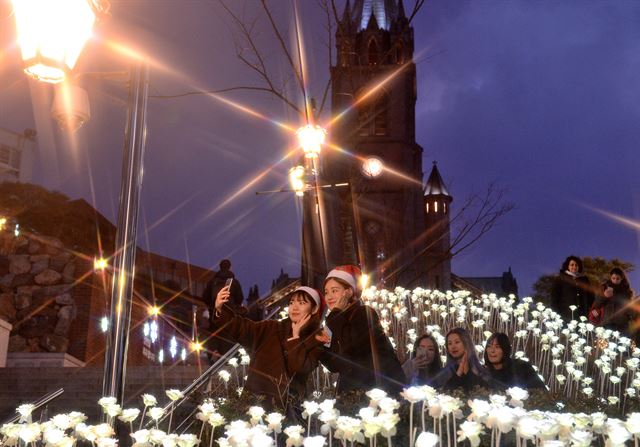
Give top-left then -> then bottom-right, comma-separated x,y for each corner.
425,162 -> 450,196
397,0 -> 406,20
341,0 -> 352,22
352,0 -> 398,31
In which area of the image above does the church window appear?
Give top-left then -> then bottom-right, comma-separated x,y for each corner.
394,43 -> 404,64
426,202 -> 429,213
434,201 -> 438,213
373,95 -> 388,135
357,93 -> 388,136
444,202 -> 447,214
368,39 -> 379,65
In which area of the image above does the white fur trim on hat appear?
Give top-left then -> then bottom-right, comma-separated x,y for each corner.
293,286 -> 321,308
325,269 -> 357,291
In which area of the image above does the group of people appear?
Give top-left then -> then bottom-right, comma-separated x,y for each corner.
550,255 -> 636,335
208,265 -> 545,418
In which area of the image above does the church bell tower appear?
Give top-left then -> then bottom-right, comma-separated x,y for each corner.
322,0 -> 429,287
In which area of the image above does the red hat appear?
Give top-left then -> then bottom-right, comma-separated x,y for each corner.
325,265 -> 362,291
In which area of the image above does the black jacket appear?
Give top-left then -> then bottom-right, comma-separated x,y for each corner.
320,302 -> 405,395
432,364 -> 491,392
593,281 -> 633,332
551,272 -> 593,321
487,358 -> 546,390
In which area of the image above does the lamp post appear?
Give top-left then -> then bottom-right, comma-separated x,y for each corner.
295,124 -> 330,288
12,0 -> 149,403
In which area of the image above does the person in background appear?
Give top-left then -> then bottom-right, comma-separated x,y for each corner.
551,255 -> 594,322
317,265 -> 406,395
432,327 -> 491,392
590,267 -> 634,334
484,332 -> 546,390
402,333 -> 443,385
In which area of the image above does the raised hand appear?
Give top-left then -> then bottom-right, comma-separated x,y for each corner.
315,329 -> 331,344
291,314 -> 310,339
413,356 -> 428,370
456,351 -> 469,376
215,286 -> 231,312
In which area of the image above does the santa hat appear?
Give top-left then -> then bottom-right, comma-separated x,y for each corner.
324,265 -> 362,291
292,286 -> 325,315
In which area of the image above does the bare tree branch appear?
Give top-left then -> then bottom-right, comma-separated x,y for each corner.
216,0 -> 303,114
407,0 -> 426,24
258,0 -> 306,100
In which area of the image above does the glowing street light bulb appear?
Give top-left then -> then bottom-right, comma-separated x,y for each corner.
149,305 -> 160,316
289,165 -> 306,196
296,124 -> 326,158
191,341 -> 203,352
0,217 -> 7,231
362,156 -> 384,178
94,257 -> 108,271
360,273 -> 370,290
11,0 -> 109,83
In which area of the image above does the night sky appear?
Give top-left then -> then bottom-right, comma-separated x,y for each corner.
1,1 -> 638,297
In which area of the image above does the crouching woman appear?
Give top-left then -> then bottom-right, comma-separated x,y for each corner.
211,285 -> 324,412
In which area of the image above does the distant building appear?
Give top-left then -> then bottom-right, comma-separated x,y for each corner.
453,268 -> 519,298
0,127 -> 36,183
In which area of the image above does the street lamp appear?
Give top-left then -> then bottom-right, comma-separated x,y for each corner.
12,0 -> 150,404
296,124 -> 326,159
12,0 -> 109,84
288,165 -> 306,197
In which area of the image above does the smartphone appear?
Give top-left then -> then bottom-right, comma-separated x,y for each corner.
224,278 -> 233,288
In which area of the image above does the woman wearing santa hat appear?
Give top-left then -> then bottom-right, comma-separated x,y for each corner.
318,265 -> 405,395
212,285 -> 324,412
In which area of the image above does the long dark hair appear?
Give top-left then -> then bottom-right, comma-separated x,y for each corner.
560,255 -> 584,273
483,332 -> 512,369
431,327 -> 491,388
607,267 -> 632,292
413,333 -> 443,382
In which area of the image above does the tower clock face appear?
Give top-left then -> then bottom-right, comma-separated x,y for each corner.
362,156 -> 384,178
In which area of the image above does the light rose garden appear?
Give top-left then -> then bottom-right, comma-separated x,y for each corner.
3,288 -> 640,446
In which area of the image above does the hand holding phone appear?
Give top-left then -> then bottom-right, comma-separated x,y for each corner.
215,285 -> 231,311
225,278 -> 234,289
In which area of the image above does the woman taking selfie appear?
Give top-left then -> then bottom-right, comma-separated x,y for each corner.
318,265 -> 405,395
433,327 -> 491,392
402,333 -> 443,385
590,267 -> 634,334
211,285 -> 323,411
484,332 -> 545,390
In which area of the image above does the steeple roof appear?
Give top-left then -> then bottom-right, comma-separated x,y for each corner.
352,0 -> 398,31
425,162 -> 450,196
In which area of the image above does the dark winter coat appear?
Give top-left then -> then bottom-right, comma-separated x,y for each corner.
211,305 -> 322,408
593,281 -> 634,333
487,358 -> 546,390
432,365 -> 492,392
551,271 -> 594,321
320,302 -> 405,395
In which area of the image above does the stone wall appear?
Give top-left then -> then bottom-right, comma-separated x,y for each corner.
0,231 -> 77,355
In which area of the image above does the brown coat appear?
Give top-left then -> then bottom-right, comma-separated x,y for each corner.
211,305 -> 322,406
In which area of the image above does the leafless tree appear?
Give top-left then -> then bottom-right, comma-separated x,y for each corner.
201,0 -> 514,273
